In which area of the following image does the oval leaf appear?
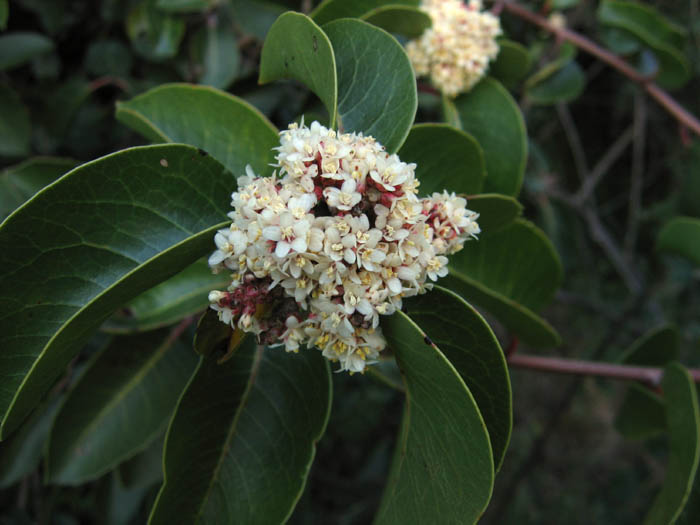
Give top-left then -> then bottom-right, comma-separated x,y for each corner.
259,12 -> 337,128
0,144 -> 235,438
615,384 -> 666,440
149,339 -> 332,524
190,17 -> 240,90
377,310 -> 494,524
527,61 -> 585,105
397,123 -> 485,195
619,324 -> 680,366
116,84 -> 279,177
657,216 -> 700,266
490,39 -> 532,89
447,77 -> 527,196
0,32 -> 53,71
1,157 -> 77,221
644,363 -> 700,525
466,193 -> 522,234
103,259 -> 229,333
311,0 -> 419,26
323,18 -> 417,153
47,329 -> 198,484
0,84 -> 30,158
405,286 -> 512,470
361,5 -> 431,38
444,219 -> 562,347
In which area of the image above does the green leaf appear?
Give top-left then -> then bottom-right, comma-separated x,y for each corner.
619,325 -> 680,366
190,17 -> 240,90
444,219 -> 562,347
657,217 -> 700,266
259,12 -> 338,128
0,398 -> 60,488
405,286 -> 511,470
126,0 -> 185,61
397,123 -> 485,195
323,18 -> 417,153
103,259 -> 228,333
527,61 -> 585,105
466,193 -> 523,234
311,0 -> 419,26
360,5 -> 431,39
149,339 -> 332,524
0,84 -> 30,158
47,329 -> 198,484
598,0 -> 690,89
615,325 -> 679,440
615,384 -> 666,440
229,0 -> 287,41
644,363 -> 700,525
0,157 -> 77,221
85,40 -> 133,78
0,32 -> 53,71
490,39 -> 532,89
525,42 -> 577,89
0,0 -> 8,31
156,0 -> 212,12
447,77 -> 527,196
0,144 -> 235,438
116,84 -> 279,177
600,26 -> 642,55
376,310 -> 494,524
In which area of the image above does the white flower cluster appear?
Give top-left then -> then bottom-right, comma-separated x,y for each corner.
208,121 -> 480,373
406,0 -> 501,97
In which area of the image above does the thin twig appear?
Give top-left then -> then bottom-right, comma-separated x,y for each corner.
624,89 -> 647,259
574,125 -> 634,205
556,103 -> 588,182
508,353 -> 700,387
501,1 -> 700,137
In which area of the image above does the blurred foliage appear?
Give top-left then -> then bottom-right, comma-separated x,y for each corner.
1,0 -> 700,523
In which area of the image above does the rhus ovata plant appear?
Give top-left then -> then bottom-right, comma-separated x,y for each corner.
1,0 -> 699,524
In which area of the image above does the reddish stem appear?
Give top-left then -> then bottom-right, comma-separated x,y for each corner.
501,1 -> 700,137
508,353 -> 700,387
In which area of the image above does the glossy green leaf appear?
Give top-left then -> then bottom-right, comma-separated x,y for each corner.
47,329 -> 198,484
190,18 -> 240,90
466,193 -> 522,234
406,286 -> 511,470
377,310 -> 493,524
490,39 -> 532,89
0,32 -> 53,70
126,0 -> 185,61
615,384 -> 666,440
598,0 -> 690,89
0,157 -> 77,221
0,398 -> 60,488
448,77 -> 527,196
657,217 -> 700,266
149,339 -> 332,524
311,0 -> 419,26
397,123 -> 485,195
361,5 -> 431,38
444,219 -> 562,347
527,61 -> 585,105
116,84 -> 279,177
323,19 -> 417,153
600,26 -> 642,55
0,144 -> 235,438
644,363 -> 700,525
0,84 -> 30,158
0,0 -> 7,31
259,12 -> 338,127
103,259 -> 228,333
156,0 -> 212,12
